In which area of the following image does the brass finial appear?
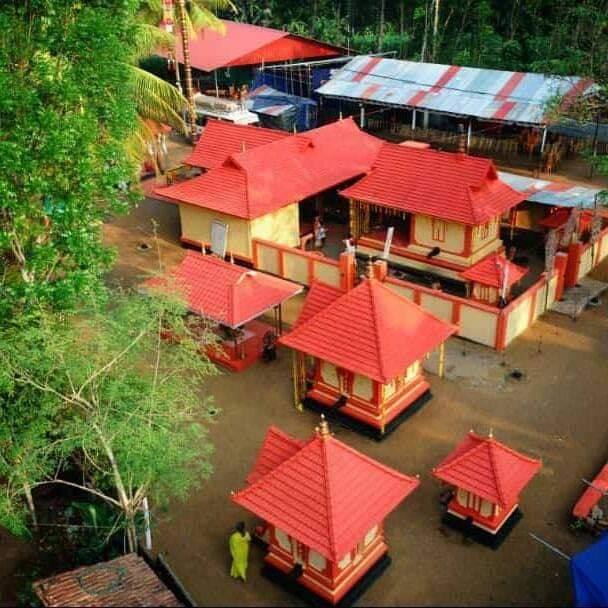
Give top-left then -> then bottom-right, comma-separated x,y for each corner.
489,427 -> 494,439
230,251 -> 235,264
318,414 -> 331,439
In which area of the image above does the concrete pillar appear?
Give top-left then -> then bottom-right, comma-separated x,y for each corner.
372,259 -> 388,282
359,104 -> 365,129
339,252 -> 356,291
411,109 -> 417,130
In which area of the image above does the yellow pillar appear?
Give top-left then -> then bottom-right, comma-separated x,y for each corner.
292,351 -> 304,412
438,343 -> 446,378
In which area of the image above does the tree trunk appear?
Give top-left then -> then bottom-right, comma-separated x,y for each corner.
420,0 -> 429,61
175,0 -> 197,143
23,481 -> 38,529
378,0 -> 386,52
432,0 -> 440,61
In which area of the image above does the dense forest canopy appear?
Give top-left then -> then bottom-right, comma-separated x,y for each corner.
229,0 -> 608,81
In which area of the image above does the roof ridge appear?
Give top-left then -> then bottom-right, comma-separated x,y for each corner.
320,437 -> 338,560
367,279 -> 388,382
434,434 -> 485,474
486,440 -> 507,506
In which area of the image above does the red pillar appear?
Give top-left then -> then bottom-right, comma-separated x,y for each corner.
339,252 -> 356,291
564,242 -> 583,289
553,252 -> 568,300
372,260 -> 388,282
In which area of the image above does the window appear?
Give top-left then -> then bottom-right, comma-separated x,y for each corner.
338,552 -> 352,570
479,222 -> 490,240
364,526 -> 378,547
432,219 -> 446,242
480,500 -> 493,518
308,550 -> 326,572
275,528 -> 292,552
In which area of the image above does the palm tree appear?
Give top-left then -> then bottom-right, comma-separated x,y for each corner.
131,1 -> 234,162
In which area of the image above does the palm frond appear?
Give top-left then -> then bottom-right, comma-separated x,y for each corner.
133,23 -> 175,61
130,65 -> 187,133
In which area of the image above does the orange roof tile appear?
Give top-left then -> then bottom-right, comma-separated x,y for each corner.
144,251 -> 302,328
340,143 -> 525,225
292,280 -> 343,328
246,426 -> 306,485
433,431 -> 541,507
459,253 -> 528,289
233,426 -> 419,561
155,118 -> 383,220
279,278 -> 457,383
184,119 -> 288,169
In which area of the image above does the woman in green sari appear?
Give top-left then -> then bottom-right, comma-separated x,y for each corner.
229,521 -> 251,581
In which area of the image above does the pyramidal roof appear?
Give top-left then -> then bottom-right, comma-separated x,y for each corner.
232,423 -> 419,562
432,431 -> 542,507
279,278 -> 457,383
143,251 -> 301,328
460,253 -> 528,289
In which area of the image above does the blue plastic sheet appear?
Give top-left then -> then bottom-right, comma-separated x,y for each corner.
571,533 -> 608,607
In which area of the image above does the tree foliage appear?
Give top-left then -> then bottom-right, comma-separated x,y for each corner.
231,0 -> 608,81
0,290 -> 218,546
0,0 -> 141,318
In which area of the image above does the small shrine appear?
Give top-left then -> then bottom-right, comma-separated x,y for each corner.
232,419 -> 420,606
433,430 -> 541,546
459,253 -> 528,305
279,264 -> 457,438
144,250 -> 302,371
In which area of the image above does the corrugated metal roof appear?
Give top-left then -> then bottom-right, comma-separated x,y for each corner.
316,56 -> 597,126
498,171 -> 606,208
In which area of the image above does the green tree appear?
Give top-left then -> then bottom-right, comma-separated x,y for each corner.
0,0 -> 141,318
0,290 -> 218,550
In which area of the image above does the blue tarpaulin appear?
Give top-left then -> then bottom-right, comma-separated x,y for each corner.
571,533 -> 608,607
247,84 -> 317,131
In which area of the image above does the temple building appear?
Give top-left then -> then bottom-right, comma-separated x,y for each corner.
143,251 -> 301,371
154,118 -> 382,263
232,419 -> 420,606
459,252 -> 528,305
433,431 -> 541,545
341,142 -> 526,281
279,261 -> 457,438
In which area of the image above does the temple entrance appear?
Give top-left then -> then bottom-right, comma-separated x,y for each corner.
363,207 -> 412,248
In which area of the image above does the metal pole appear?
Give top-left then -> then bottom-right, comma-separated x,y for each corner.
359,104 -> 365,129
467,119 -> 472,152
214,70 -> 219,98
412,109 -> 417,130
529,533 -> 571,561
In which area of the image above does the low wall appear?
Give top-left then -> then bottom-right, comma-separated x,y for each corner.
252,238 -> 342,288
253,239 -> 561,351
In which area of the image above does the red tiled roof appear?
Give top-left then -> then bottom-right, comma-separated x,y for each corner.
293,281 -> 344,328
173,20 -> 343,72
155,118 -> 383,220
573,464 -> 608,519
340,143 -> 525,225
246,426 -> 306,485
279,278 -> 457,383
184,119 -> 287,169
33,554 -> 183,607
144,251 -> 301,328
459,253 -> 528,289
233,426 -> 419,561
433,431 -> 542,507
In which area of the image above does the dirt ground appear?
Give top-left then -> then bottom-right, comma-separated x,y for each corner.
2,182 -> 608,606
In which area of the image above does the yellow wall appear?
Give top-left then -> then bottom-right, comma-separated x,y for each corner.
250,203 -> 300,249
414,215 -> 466,254
179,205 -> 252,258
179,202 -> 300,261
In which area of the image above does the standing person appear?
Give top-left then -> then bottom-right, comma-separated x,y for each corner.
313,216 -> 323,249
229,521 -> 251,582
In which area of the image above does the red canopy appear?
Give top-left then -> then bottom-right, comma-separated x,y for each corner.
280,278 -> 457,383
173,20 -> 344,72
433,431 -> 541,507
233,424 -> 419,562
341,142 -> 525,225
144,251 -> 302,328
460,253 -> 528,289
